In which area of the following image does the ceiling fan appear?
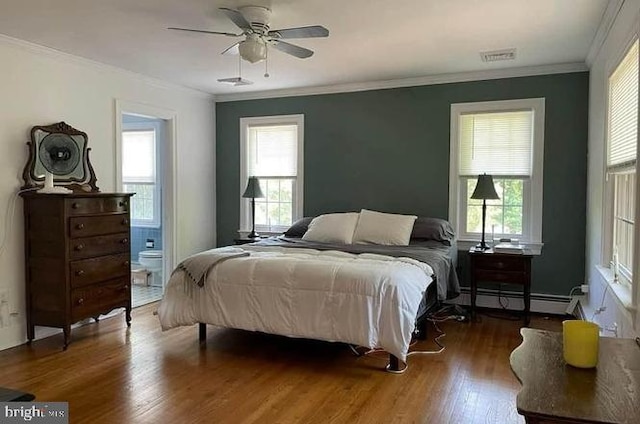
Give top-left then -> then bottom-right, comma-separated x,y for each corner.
168,6 -> 329,64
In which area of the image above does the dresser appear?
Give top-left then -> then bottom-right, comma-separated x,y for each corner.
21,192 -> 134,348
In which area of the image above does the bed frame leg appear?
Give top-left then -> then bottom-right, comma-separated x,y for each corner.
199,323 -> 206,343
389,355 -> 400,370
415,318 -> 428,340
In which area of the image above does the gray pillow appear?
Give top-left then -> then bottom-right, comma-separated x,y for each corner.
411,217 -> 455,245
285,215 -> 455,244
284,217 -> 315,238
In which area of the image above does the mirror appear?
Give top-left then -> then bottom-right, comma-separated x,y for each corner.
21,122 -> 99,192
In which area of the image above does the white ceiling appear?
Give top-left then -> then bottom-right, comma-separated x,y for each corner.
0,0 -> 609,95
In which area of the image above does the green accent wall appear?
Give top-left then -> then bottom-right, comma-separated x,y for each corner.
216,72 -> 589,296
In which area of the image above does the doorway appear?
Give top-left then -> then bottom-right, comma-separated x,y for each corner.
116,101 -> 176,309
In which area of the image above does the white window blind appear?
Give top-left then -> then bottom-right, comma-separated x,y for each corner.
248,124 -> 298,177
123,130 -> 156,183
607,39 -> 639,169
459,111 -> 533,176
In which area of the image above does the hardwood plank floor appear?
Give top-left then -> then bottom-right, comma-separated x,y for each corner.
0,303 -> 562,424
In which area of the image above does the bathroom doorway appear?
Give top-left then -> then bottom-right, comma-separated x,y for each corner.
119,112 -> 169,308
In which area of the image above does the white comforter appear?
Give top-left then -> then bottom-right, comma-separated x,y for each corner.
157,245 -> 433,361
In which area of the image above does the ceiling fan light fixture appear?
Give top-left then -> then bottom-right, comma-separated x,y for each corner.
239,36 -> 267,63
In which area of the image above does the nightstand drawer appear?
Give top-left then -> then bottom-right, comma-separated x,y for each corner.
473,255 -> 527,272
474,269 -> 527,285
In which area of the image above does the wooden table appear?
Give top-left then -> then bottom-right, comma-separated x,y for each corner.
469,248 -> 533,325
510,328 -> 640,423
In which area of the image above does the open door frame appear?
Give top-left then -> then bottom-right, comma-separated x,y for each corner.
114,99 -> 178,290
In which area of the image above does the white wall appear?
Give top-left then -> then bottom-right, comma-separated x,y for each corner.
0,35 -> 216,350
586,0 -> 639,338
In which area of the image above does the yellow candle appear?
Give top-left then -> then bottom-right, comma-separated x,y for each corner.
563,320 -> 600,368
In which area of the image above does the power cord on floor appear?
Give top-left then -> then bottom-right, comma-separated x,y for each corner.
349,314 -> 453,374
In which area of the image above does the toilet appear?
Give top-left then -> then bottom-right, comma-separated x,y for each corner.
138,250 -> 163,287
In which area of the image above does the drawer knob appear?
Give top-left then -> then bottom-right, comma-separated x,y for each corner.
77,298 -> 84,305
75,244 -> 84,251
121,238 -> 128,244
124,260 -> 130,266
72,202 -> 80,209
121,218 -> 129,225
75,270 -> 85,276
76,223 -> 84,230
123,285 -> 130,291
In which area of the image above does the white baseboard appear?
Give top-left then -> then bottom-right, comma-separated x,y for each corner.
449,288 -> 570,315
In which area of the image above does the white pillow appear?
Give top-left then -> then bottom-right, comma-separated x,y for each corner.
302,213 -> 360,244
352,209 -> 417,246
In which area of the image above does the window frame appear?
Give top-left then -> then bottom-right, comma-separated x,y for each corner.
122,124 -> 161,228
449,98 -> 545,253
602,36 -> 639,289
239,114 -> 304,235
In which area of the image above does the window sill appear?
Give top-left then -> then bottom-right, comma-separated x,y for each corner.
595,265 -> 635,311
456,239 -> 543,255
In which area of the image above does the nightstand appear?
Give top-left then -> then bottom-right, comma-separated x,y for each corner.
468,248 -> 533,326
233,237 -> 265,245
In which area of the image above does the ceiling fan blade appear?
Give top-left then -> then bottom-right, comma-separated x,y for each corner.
268,25 -> 329,39
272,40 -> 314,58
168,27 -> 241,37
221,42 -> 240,55
219,7 -> 252,31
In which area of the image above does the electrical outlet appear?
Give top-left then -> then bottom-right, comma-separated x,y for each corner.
580,284 -> 589,293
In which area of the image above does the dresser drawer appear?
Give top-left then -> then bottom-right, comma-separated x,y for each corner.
472,255 -> 527,272
71,278 -> 130,322
69,214 -> 130,238
70,253 -> 130,287
69,233 -> 130,260
474,269 -> 527,285
65,196 -> 129,216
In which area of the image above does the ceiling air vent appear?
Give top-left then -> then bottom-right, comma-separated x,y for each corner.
480,48 -> 517,62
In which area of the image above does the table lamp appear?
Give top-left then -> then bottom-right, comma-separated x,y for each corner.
471,173 -> 499,250
242,176 -> 265,239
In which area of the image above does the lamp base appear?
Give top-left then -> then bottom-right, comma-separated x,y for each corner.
247,231 -> 261,239
475,242 -> 491,251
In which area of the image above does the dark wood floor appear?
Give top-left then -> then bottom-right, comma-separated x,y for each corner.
0,303 -> 562,424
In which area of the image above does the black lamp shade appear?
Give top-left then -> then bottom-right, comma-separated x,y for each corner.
242,177 -> 265,199
471,174 -> 500,200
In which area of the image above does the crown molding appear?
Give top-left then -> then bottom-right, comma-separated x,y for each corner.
0,33 -> 215,101
586,0 -> 626,67
215,62 -> 588,102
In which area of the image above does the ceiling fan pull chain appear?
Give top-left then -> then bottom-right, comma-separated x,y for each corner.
264,49 -> 270,78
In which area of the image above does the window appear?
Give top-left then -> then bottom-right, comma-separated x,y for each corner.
605,39 -> 638,285
240,115 -> 304,234
449,99 -> 545,251
122,129 -> 160,227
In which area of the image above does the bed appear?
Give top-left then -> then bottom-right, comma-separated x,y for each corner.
157,213 -> 460,372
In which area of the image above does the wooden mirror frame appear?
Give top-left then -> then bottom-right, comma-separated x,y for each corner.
21,122 -> 99,192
